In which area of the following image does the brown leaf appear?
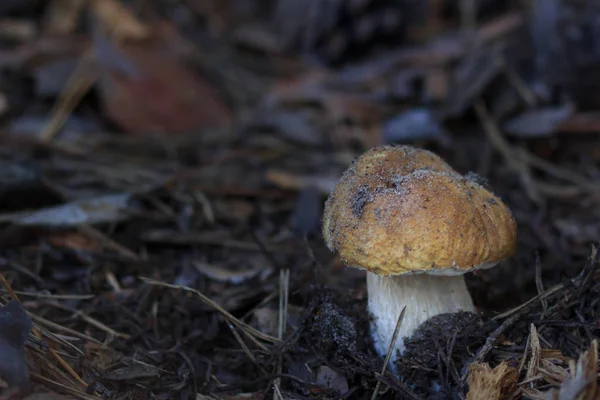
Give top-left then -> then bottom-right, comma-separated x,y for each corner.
94,22 -> 232,135
466,362 -> 519,400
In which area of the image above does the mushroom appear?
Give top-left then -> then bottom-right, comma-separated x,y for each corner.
322,145 -> 517,365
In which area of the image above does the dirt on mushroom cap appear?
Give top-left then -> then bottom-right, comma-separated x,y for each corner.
322,145 -> 518,276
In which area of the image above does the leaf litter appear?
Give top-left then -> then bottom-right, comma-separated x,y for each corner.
0,0 -> 599,399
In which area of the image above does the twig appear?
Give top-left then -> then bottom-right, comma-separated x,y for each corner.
48,301 -> 131,340
463,312 -> 521,381
226,322 -> 267,374
39,53 -> 98,142
498,54 -> 538,107
474,100 -> 542,204
468,246 -> 600,380
535,253 -> 548,315
0,272 -> 89,388
28,312 -> 102,344
0,290 -> 94,300
273,269 -> 289,400
140,277 -> 280,344
371,306 -> 406,400
78,224 -> 140,261
519,149 -> 600,194
494,246 -> 599,321
30,373 -> 97,400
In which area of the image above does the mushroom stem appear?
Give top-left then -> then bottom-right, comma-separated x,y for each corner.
367,271 -> 475,364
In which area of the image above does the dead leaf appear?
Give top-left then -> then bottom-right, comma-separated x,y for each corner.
0,301 -> 33,388
466,362 -> 519,400
93,21 -> 232,135
0,193 -> 133,228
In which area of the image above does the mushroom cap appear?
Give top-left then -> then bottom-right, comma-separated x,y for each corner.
322,145 -> 517,276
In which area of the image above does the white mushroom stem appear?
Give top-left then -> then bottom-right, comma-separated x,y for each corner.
367,271 -> 475,367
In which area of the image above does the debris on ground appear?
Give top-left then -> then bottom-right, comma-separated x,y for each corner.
0,0 -> 598,399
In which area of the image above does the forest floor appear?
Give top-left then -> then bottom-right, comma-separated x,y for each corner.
0,1 -> 599,399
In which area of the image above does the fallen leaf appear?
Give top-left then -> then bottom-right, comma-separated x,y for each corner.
0,301 -> 33,388
0,193 -> 133,227
466,361 -> 518,400
93,21 -> 232,135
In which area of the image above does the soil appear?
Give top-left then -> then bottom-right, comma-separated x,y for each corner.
0,1 -> 599,399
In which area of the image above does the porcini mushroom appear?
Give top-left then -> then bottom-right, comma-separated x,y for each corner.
322,145 -> 517,365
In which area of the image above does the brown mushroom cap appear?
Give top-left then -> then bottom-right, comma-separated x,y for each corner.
322,145 -> 517,276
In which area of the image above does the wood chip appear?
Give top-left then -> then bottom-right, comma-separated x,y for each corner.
467,361 -> 519,400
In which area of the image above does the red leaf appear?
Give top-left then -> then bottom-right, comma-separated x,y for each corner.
95,23 -> 232,135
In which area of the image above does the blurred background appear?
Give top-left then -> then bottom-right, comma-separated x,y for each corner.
0,0 -> 599,398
